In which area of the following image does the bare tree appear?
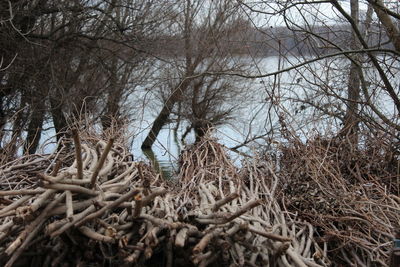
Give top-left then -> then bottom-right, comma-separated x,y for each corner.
0,0 -> 169,155
236,0 -> 400,143
141,0 -> 252,148
340,0 -> 361,142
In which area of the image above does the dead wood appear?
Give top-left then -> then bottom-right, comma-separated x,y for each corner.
2,132 -> 379,266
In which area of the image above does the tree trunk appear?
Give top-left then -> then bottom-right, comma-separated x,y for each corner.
194,122 -> 210,143
342,64 -> 360,137
24,105 -> 45,154
141,0 -> 194,149
7,92 -> 29,156
141,79 -> 191,149
370,0 -> 400,52
341,0 -> 361,142
49,94 -> 69,143
101,90 -> 123,130
101,58 -> 123,132
0,97 -> 6,147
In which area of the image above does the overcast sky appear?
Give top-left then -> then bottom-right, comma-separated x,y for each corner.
242,0 -> 371,27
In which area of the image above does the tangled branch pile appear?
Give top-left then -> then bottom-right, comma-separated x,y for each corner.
0,131 -> 328,266
176,139 -> 328,266
279,134 -> 400,266
1,129 -> 398,266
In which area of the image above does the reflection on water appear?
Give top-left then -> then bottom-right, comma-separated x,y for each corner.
142,148 -> 177,179
138,127 -> 183,179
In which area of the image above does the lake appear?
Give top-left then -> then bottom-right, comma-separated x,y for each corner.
38,55 -> 399,176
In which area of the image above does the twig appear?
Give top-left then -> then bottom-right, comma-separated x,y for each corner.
43,183 -> 98,196
196,199 -> 263,224
79,226 -> 115,243
212,192 -> 239,212
133,194 -> 143,218
138,214 -> 183,229
40,174 -> 91,185
5,193 -> 66,267
248,225 -> 292,242
72,129 -> 84,180
0,189 -> 45,196
193,228 -> 223,254
65,190 -> 73,219
175,228 -> 189,247
76,188 -> 141,226
192,251 -> 212,265
49,205 -> 96,237
286,247 -> 308,267
125,242 -> 145,263
0,195 -> 31,216
142,188 -> 167,206
30,189 -> 56,213
90,138 -> 114,188
50,160 -> 62,176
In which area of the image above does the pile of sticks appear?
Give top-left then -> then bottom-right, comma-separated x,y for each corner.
0,132 -> 328,266
279,134 -> 400,266
175,139 -> 329,266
